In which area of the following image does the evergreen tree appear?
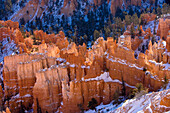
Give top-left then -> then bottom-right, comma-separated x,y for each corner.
146,7 -> 150,13
112,24 -> 117,39
162,3 -> 168,14
128,6 -> 134,16
93,30 -> 100,41
87,98 -> 98,110
130,24 -> 135,39
132,13 -> 139,26
151,36 -> 156,45
163,75 -> 168,89
79,36 -> 83,45
153,19 -> 156,35
115,7 -> 123,19
104,26 -> 111,39
125,15 -> 131,25
136,83 -> 143,92
152,9 -> 156,14
113,87 -> 120,105
138,25 -> 142,36
83,34 -> 88,45
122,77 -> 126,96
36,98 -> 42,113
157,6 -> 162,16
4,0 -> 12,12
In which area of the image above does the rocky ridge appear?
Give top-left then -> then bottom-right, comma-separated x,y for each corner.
10,0 -> 163,22
113,89 -> 170,113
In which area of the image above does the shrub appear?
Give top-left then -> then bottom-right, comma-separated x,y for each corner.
77,103 -> 84,112
162,75 -> 169,89
143,68 -> 147,72
87,98 -> 98,110
130,83 -> 148,99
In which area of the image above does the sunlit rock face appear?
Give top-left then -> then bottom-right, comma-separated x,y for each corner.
0,19 -> 170,113
166,34 -> 170,52
157,19 -> 170,40
3,35 -> 168,112
0,107 -> 11,113
0,20 -> 23,44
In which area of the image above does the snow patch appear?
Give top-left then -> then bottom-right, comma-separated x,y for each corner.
84,72 -> 136,88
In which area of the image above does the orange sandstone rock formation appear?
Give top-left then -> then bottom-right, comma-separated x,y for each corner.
1,28 -> 170,113
157,18 -> 170,40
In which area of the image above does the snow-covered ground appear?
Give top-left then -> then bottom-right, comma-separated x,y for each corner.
85,88 -> 170,113
82,72 -> 136,88
0,37 -> 17,87
113,89 -> 170,113
85,100 -> 124,113
0,38 -> 17,63
149,60 -> 170,71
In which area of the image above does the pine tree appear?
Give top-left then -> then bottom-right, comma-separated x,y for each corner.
93,30 -> 100,41
146,7 -> 150,13
152,9 -> 156,14
79,36 -> 83,45
138,25 -> 142,36
4,0 -> 12,12
129,6 -> 134,16
125,15 -> 131,25
157,6 -> 162,16
83,34 -> 88,45
162,3 -> 168,14
113,87 -> 120,105
87,98 -> 98,110
151,36 -> 156,45
130,24 -> 135,39
36,98 -> 42,113
122,77 -> 126,97
163,75 -> 168,89
132,13 -> 139,26
104,26 -> 111,39
153,19 -> 156,35
136,83 -> 143,92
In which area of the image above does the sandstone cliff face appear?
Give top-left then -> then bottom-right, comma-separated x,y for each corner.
1,23 -> 170,113
34,30 -> 69,50
33,65 -> 69,113
3,55 -> 39,111
0,85 -> 3,111
0,108 -> 11,113
61,80 -> 122,113
146,39 -> 170,64
157,19 -> 170,40
131,36 -> 143,51
0,20 -> 19,30
0,27 -> 23,44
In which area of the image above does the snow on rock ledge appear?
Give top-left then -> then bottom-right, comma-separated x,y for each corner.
83,72 -> 136,88
112,89 -> 170,113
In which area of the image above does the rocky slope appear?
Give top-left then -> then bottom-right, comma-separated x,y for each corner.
0,16 -> 170,112
113,89 -> 170,113
85,87 -> 170,113
10,0 -> 164,22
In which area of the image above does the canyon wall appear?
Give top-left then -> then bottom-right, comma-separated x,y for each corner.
1,25 -> 170,112
157,18 -> 170,40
